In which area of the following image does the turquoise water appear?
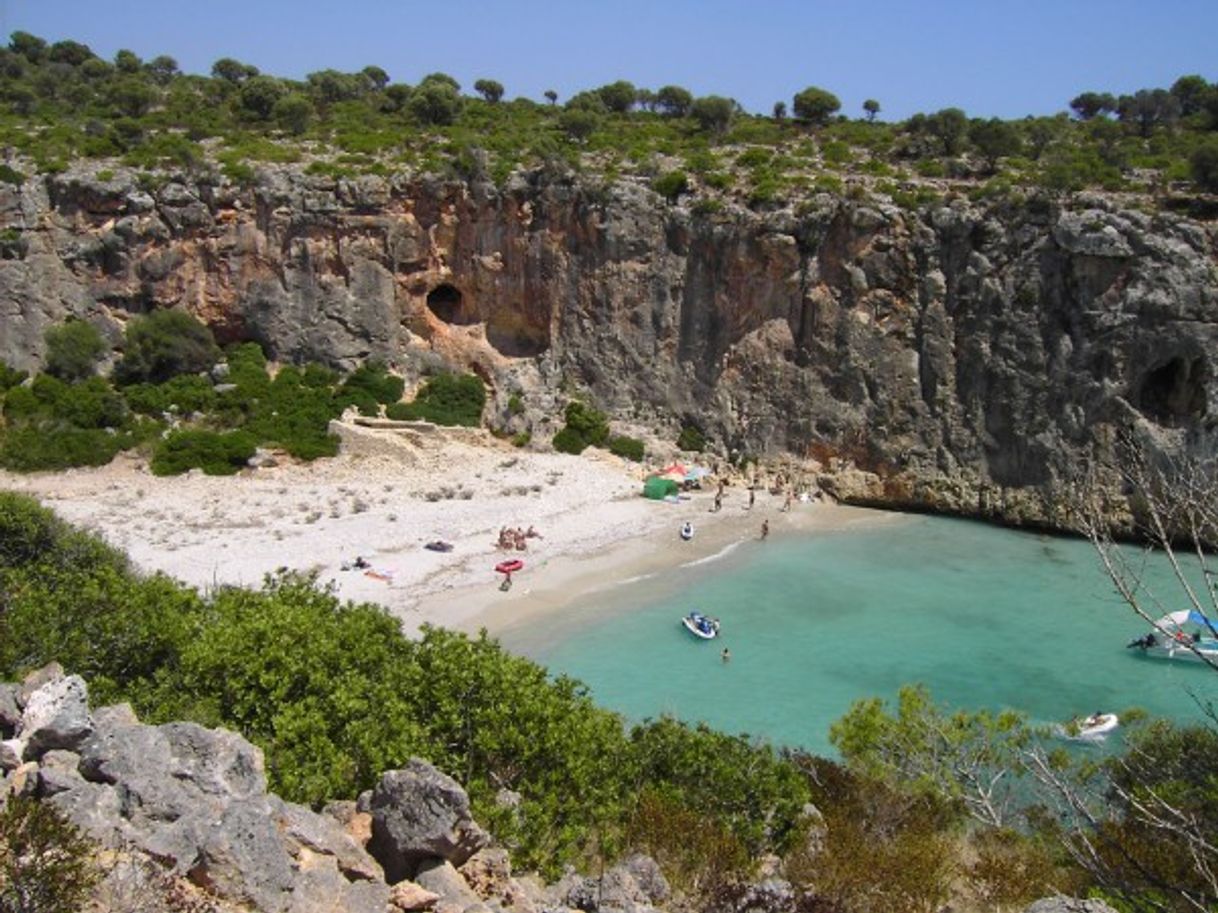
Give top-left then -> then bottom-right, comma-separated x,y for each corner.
500,513 -> 1218,756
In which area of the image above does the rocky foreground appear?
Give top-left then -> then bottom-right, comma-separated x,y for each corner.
1,666 -> 1111,913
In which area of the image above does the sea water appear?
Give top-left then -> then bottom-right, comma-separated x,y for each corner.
500,513 -> 1218,756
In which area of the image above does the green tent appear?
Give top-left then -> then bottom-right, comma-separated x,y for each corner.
643,476 -> 679,500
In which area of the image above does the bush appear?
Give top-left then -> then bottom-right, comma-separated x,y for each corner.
122,374 -> 218,416
0,426 -> 125,471
44,319 -> 106,381
552,426 -> 587,454
151,428 -> 257,475
390,372 -> 486,427
677,424 -> 706,451
338,360 -> 405,405
607,434 -> 644,461
115,309 -> 220,385
0,797 -> 98,913
0,362 -> 27,392
653,170 -> 689,203
563,401 -> 609,447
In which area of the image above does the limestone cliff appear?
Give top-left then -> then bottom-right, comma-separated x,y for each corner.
2,163 -> 1215,528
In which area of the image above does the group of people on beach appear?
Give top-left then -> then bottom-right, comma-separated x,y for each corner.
496,525 -> 542,551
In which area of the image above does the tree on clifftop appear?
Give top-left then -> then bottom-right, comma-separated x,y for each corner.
211,56 -> 259,83
793,85 -> 840,126
1069,91 -> 1116,120
1193,138 -> 1218,192
473,78 -> 504,103
863,98 -> 880,122
690,95 -> 735,135
656,85 -> 692,117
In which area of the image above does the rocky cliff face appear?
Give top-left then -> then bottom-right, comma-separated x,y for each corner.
2,163 -> 1215,527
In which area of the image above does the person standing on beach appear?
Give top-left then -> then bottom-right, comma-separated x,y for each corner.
747,487 -> 755,510
782,490 -> 792,512
761,519 -> 769,540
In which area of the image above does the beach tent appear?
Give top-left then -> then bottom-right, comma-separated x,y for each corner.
643,476 -> 680,500
684,466 -> 711,483
657,462 -> 688,483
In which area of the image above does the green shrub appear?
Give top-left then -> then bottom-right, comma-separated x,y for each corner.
0,362 -> 27,392
507,393 -> 525,415
551,426 -> 587,454
338,360 -> 405,405
677,424 -> 706,451
511,430 -> 531,448
44,319 -> 107,381
0,163 -> 26,186
0,797 -> 98,913
390,372 -> 486,427
123,374 -> 218,416
0,426 -> 126,471
652,169 -> 689,203
608,434 -> 644,461
115,309 -> 220,385
563,400 -> 609,447
151,428 -> 257,475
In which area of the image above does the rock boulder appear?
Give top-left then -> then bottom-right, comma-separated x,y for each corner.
368,759 -> 491,883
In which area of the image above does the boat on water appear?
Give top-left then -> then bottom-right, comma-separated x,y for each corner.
681,611 -> 720,640
1127,609 -> 1218,662
1057,712 -> 1120,741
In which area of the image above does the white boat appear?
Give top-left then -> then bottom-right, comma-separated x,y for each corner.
681,611 -> 720,639
1058,712 -> 1120,741
1127,609 -> 1218,663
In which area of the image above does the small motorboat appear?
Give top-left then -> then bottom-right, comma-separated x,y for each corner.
1127,609 -> 1218,662
1058,712 -> 1120,741
680,522 -> 694,541
681,611 -> 720,640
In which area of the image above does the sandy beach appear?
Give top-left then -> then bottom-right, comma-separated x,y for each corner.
0,421 -> 898,638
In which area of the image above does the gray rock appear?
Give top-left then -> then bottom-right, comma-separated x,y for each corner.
18,662 -> 64,706
415,858 -> 482,907
1025,899 -> 1119,913
0,683 -> 20,736
20,674 -> 92,759
368,759 -> 491,883
35,748 -> 84,797
554,856 -> 669,913
92,702 -> 140,729
617,855 -> 668,905
0,738 -> 22,772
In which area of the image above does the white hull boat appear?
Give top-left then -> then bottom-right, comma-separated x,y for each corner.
1127,609 -> 1218,663
681,611 -> 720,639
1057,713 -> 1120,741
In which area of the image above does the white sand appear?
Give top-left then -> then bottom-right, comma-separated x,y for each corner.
0,422 -> 898,637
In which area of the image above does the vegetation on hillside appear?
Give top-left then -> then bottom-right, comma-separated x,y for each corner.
2,490 -> 1215,908
0,30 -> 1215,212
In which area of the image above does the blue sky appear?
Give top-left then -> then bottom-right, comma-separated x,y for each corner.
4,0 -> 1216,120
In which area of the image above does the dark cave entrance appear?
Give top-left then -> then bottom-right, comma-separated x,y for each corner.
1135,356 -> 1209,425
426,283 -> 476,325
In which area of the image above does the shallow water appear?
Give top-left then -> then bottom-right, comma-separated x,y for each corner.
500,513 -> 1218,756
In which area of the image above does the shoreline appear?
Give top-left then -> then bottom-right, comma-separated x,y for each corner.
0,427 -> 902,643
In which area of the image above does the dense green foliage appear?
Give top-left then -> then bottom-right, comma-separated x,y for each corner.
150,428 -> 257,475
0,492 -> 813,876
388,372 -> 485,426
114,309 -> 220,385
554,401 -> 610,455
43,319 -> 105,381
607,434 -> 645,462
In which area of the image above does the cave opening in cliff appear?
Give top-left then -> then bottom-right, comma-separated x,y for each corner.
426,284 -> 475,325
1136,356 -> 1208,425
